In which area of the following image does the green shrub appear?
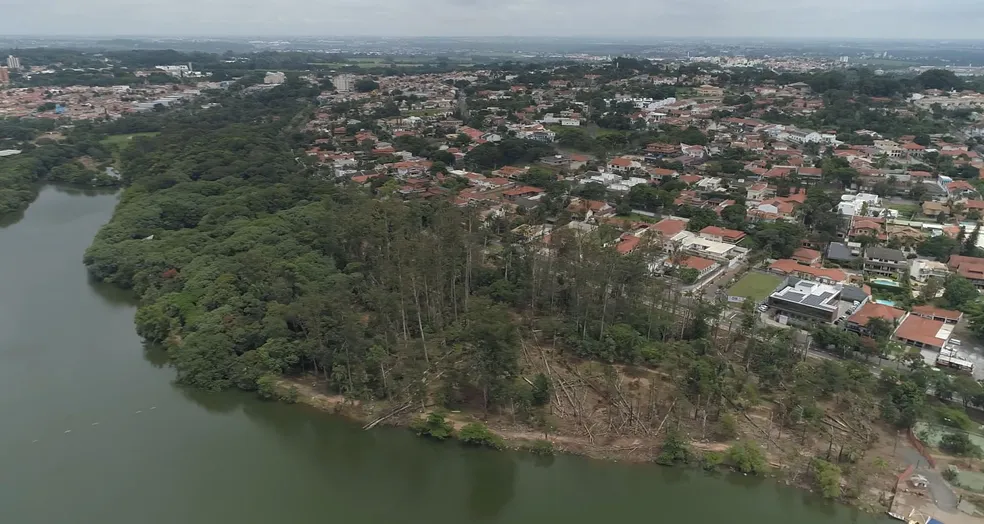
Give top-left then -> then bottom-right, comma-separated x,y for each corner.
529,439 -> 554,456
410,412 -> 455,440
940,432 -> 982,457
810,459 -> 842,499
715,413 -> 738,441
943,466 -> 959,482
727,441 -> 767,474
458,422 -> 505,449
656,429 -> 692,465
700,451 -> 724,471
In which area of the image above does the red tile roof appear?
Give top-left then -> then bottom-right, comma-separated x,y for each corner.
847,302 -> 905,328
651,218 -> 688,239
911,304 -> 962,322
769,259 -> 847,283
679,256 -> 716,271
791,247 -> 821,263
609,157 -> 634,167
616,234 -> 642,254
503,186 -> 544,197
894,315 -> 948,348
699,226 -> 746,242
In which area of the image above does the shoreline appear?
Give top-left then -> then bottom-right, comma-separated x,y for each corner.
278,377 -> 890,513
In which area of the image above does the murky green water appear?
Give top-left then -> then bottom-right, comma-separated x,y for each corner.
0,187 -> 890,524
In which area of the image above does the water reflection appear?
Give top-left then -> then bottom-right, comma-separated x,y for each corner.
141,342 -> 170,369
466,450 -> 517,519
87,275 -> 138,306
50,185 -> 120,198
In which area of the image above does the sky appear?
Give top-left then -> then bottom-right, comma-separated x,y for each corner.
2,0 -> 982,39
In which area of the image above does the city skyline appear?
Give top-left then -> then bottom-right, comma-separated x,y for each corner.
3,0 -> 983,40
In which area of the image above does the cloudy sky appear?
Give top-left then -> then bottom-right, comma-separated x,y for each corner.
3,0 -> 981,39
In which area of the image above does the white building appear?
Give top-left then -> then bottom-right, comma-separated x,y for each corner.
155,64 -> 192,77
334,74 -> 357,93
6,55 -> 20,70
837,193 -> 896,217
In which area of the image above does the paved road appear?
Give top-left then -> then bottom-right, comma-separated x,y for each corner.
898,446 -> 958,512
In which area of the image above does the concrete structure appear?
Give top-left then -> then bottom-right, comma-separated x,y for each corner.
6,55 -> 20,70
768,280 -> 843,325
0,66 -> 8,84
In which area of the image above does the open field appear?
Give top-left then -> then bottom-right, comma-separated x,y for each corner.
727,272 -> 782,302
100,132 -> 159,147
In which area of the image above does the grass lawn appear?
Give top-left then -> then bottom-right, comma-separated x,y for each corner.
727,272 -> 782,302
886,203 -> 921,218
100,132 -> 159,147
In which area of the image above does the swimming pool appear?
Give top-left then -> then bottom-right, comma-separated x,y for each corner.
874,299 -> 897,306
870,278 -> 902,288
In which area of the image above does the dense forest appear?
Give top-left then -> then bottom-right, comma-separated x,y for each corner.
76,77 -> 984,498
0,119 -> 123,215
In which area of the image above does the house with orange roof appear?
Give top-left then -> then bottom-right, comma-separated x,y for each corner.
894,314 -> 953,351
911,304 -> 963,324
676,256 -> 719,279
493,165 -> 528,179
615,234 -> 642,255
845,302 -> 906,336
791,247 -> 822,266
651,217 -> 689,242
699,226 -> 746,244
769,259 -> 848,285
608,157 -> 639,173
947,254 -> 984,289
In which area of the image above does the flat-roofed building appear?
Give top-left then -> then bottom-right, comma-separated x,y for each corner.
768,280 -> 842,325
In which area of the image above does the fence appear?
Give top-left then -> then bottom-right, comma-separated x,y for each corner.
907,427 -> 937,468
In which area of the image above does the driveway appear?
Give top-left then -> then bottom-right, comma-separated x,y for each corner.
897,446 -> 958,512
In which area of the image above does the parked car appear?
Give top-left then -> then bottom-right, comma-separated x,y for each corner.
950,338 -> 962,346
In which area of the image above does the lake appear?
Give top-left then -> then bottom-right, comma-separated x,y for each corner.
0,186 -> 889,524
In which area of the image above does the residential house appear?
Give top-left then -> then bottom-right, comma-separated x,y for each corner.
650,217 -> 689,243
503,186 -> 545,201
677,255 -> 719,279
769,259 -> 848,285
826,242 -> 857,264
863,247 -> 907,279
791,247 -> 822,266
767,280 -> 842,325
608,157 -> 640,173
745,183 -> 774,202
947,254 -> 984,289
699,226 -> 746,244
845,302 -> 906,336
894,314 -> 954,352
910,305 -> 962,324
909,259 -> 950,284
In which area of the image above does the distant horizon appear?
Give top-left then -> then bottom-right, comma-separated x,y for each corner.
3,34 -> 984,44
4,0 -> 983,42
